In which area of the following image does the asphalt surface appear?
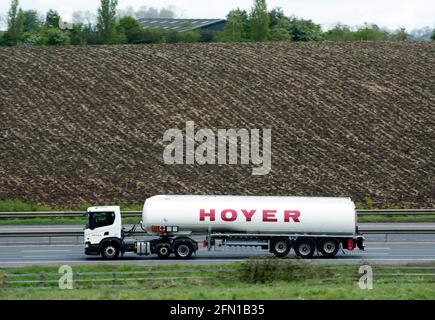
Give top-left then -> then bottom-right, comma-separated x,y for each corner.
2,242 -> 435,267
1,223 -> 435,267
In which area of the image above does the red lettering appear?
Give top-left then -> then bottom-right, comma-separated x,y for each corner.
200,209 -> 215,221
221,209 -> 237,221
241,209 -> 256,222
284,210 -> 300,222
262,210 -> 277,222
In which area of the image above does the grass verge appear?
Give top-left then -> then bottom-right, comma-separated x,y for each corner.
1,259 -> 435,299
0,200 -> 433,224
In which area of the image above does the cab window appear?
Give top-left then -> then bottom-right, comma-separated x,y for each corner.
88,212 -> 115,229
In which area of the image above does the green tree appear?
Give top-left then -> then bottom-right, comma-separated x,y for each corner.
45,9 -> 61,29
166,30 -> 181,43
21,31 -> 43,45
219,9 -> 249,42
199,30 -> 216,43
42,28 -> 71,45
269,27 -> 290,41
268,7 -> 285,28
5,0 -> 25,45
68,23 -> 88,45
118,16 -> 143,43
249,0 -> 269,41
82,24 -> 99,45
432,29 -> 435,40
390,27 -> 409,41
23,10 -> 42,32
325,24 -> 355,41
353,24 -> 388,41
288,17 -> 323,41
180,30 -> 201,43
141,29 -> 167,44
96,0 -> 119,44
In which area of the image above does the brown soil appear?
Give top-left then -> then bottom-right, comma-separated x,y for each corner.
0,42 -> 434,208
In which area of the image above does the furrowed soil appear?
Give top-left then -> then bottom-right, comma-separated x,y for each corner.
0,42 -> 434,208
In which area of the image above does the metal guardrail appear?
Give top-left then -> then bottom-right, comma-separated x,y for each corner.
0,231 -> 147,237
1,268 -> 235,289
0,211 -> 141,218
357,209 -> 435,216
0,209 -> 434,218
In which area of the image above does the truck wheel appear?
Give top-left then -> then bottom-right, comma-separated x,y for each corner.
173,241 -> 194,259
318,238 -> 339,258
101,243 -> 119,260
156,243 -> 171,259
270,238 -> 291,257
294,239 -> 315,258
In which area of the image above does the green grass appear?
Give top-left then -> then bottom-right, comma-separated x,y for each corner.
357,215 -> 435,223
0,217 -> 140,225
1,261 -> 435,299
0,200 -> 59,212
0,200 -> 432,225
0,199 -> 142,225
0,199 -> 142,212
3,282 -> 435,300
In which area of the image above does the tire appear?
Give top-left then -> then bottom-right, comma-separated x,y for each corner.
318,238 -> 340,258
270,237 -> 291,257
155,243 -> 171,259
294,239 -> 315,258
173,240 -> 194,259
101,243 -> 120,260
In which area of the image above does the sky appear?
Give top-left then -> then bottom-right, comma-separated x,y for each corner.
0,0 -> 434,31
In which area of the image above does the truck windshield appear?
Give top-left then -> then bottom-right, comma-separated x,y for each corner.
86,212 -> 115,230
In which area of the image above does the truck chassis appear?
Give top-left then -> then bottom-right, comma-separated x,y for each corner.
86,232 -> 364,259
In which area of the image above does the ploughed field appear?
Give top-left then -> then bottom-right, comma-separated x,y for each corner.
0,42 -> 434,208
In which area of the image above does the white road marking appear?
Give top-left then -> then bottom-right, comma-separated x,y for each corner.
20,249 -> 71,253
0,228 -> 82,231
0,244 -> 82,248
386,254 -> 435,257
22,256 -> 65,259
347,252 -> 387,255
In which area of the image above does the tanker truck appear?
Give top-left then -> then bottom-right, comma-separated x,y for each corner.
84,195 -> 364,259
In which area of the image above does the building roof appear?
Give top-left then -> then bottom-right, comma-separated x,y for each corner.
137,18 -> 225,32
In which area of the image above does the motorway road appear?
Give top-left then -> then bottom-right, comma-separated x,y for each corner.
1,224 -> 435,267
2,242 -> 435,267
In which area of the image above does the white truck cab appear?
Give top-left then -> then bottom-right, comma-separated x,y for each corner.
84,206 -> 123,258
84,205 -> 198,259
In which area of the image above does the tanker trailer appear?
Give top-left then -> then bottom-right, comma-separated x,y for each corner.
84,195 -> 364,260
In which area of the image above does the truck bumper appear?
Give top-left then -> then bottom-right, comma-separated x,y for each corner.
84,242 -> 100,255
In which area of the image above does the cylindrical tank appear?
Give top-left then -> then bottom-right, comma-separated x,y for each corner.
142,195 -> 357,236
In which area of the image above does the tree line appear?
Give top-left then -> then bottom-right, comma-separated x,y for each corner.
1,0 -> 434,46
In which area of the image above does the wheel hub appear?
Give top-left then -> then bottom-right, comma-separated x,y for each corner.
275,241 -> 287,254
177,245 -> 190,257
300,244 -> 311,255
324,242 -> 336,253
